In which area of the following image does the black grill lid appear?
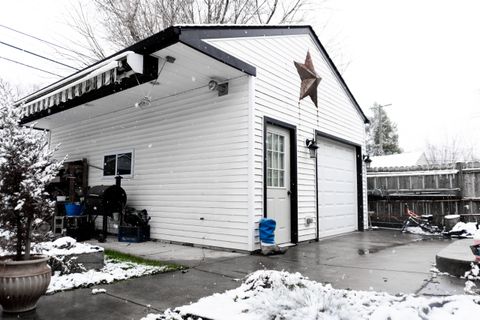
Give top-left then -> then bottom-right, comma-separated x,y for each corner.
87,185 -> 127,205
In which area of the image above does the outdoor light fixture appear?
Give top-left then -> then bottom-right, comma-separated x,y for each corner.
363,154 -> 372,169
208,80 -> 229,96
306,138 -> 318,158
134,96 -> 151,109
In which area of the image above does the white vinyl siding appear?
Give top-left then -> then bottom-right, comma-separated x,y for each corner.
207,34 -> 367,246
50,77 -> 251,251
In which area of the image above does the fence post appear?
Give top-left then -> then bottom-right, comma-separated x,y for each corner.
456,162 -> 464,215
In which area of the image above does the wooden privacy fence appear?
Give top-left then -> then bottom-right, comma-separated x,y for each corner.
367,161 -> 480,228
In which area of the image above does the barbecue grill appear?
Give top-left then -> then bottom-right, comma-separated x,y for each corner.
85,176 -> 127,242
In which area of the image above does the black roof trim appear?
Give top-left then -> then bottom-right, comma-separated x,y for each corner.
179,36 -> 256,76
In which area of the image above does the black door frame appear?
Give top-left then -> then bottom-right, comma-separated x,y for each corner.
315,130 -> 365,240
263,117 -> 298,244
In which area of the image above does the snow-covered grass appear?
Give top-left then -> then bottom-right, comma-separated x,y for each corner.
142,270 -> 480,320
47,258 -> 175,294
0,234 -> 183,294
41,239 -> 184,294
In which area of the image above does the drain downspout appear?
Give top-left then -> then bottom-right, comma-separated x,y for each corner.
315,138 -> 320,241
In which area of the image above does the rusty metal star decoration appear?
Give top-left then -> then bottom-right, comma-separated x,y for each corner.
294,51 -> 321,107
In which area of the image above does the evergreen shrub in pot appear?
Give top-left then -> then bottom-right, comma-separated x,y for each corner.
0,88 -> 64,313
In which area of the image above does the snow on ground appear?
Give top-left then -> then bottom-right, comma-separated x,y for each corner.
34,236 -> 103,256
450,222 -> 479,237
402,221 -> 480,237
142,270 -> 480,320
91,288 -> 107,295
403,226 -> 438,235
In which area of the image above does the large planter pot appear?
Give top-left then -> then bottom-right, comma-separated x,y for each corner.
0,255 -> 51,313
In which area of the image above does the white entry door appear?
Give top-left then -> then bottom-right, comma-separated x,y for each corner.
317,136 -> 358,238
266,125 -> 291,244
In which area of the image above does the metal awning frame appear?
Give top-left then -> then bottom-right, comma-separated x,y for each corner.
19,51 -> 143,118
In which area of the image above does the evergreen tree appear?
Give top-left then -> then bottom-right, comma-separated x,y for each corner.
366,103 -> 402,156
0,79 -> 65,259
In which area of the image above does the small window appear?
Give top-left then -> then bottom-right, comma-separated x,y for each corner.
103,151 -> 133,177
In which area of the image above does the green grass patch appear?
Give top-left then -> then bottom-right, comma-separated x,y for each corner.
104,249 -> 185,271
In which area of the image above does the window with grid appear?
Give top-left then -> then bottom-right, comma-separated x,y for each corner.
267,132 -> 285,187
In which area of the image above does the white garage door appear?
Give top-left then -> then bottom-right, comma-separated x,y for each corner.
317,136 -> 358,238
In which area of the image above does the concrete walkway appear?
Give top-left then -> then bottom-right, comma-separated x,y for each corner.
90,237 -> 246,267
2,230 -> 468,319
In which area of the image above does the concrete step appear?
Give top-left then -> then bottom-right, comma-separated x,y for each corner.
436,239 -> 476,276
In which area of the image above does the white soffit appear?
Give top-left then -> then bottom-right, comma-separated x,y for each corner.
31,43 -> 247,130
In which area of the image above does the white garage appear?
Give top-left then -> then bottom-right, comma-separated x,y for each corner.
21,25 -> 368,251
317,135 -> 359,238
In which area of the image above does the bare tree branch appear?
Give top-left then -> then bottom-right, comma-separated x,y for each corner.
265,0 -> 279,24
65,0 -> 310,63
425,136 -> 479,165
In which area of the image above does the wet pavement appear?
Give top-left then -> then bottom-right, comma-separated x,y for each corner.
1,229 -> 467,319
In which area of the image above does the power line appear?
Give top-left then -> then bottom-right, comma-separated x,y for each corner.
0,24 -> 92,60
0,40 -> 79,70
0,56 -> 63,77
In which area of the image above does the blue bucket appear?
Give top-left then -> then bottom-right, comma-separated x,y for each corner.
259,218 -> 276,245
65,203 -> 83,216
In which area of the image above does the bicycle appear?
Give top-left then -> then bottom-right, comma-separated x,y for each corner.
401,205 -> 441,234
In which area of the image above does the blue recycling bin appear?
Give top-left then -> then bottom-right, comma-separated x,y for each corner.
64,203 -> 83,216
259,218 -> 276,245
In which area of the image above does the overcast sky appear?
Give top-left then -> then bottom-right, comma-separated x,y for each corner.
1,0 -> 479,154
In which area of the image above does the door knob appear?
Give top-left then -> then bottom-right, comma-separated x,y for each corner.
287,190 -> 291,196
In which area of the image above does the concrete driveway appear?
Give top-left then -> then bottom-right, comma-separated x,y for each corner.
2,229 -> 466,320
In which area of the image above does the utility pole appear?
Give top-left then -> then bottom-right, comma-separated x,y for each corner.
371,103 -> 392,155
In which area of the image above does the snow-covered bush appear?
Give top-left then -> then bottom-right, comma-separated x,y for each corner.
145,270 -> 480,320
463,263 -> 480,295
34,236 -> 103,275
48,255 -> 87,275
0,87 -> 64,260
